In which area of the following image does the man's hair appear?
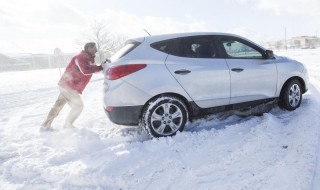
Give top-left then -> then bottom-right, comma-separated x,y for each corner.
84,42 -> 96,51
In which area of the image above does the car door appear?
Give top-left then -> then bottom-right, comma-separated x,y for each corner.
219,36 -> 277,104
165,36 -> 230,108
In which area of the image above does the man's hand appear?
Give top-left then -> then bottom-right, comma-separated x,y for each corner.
101,58 -> 110,68
104,58 -> 111,64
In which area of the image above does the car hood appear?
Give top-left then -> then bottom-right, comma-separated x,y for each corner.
275,55 -> 306,73
275,55 -> 292,61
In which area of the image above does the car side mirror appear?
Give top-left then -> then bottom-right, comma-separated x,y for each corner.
265,50 -> 274,59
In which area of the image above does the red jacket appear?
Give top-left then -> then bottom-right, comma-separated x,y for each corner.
58,50 -> 102,94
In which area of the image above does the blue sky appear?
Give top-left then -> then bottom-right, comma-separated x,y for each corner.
0,0 -> 319,54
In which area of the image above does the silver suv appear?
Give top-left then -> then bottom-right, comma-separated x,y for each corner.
103,32 -> 309,137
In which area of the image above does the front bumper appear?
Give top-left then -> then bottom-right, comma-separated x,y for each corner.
104,105 -> 143,126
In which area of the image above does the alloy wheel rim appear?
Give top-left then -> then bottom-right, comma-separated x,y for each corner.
289,84 -> 301,107
150,103 -> 183,136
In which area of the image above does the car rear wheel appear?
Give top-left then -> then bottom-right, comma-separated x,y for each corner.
140,96 -> 188,137
279,79 -> 302,111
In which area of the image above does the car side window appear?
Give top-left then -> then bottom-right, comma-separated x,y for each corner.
151,36 -> 219,58
150,40 -> 172,54
221,39 -> 263,59
176,36 -> 217,58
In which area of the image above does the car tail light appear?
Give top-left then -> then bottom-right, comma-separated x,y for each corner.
107,64 -> 147,80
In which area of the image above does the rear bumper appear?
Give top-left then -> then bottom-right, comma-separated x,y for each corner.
104,105 -> 143,126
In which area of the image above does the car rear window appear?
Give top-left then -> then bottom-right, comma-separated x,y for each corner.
110,41 -> 141,62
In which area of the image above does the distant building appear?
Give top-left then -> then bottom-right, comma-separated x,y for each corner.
0,53 -> 74,72
0,53 -> 31,72
263,36 -> 320,50
288,36 -> 320,49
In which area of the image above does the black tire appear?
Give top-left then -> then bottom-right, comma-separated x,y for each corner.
279,79 -> 302,111
140,96 -> 188,138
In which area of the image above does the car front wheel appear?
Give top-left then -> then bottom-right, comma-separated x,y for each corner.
280,79 -> 302,111
140,96 -> 188,137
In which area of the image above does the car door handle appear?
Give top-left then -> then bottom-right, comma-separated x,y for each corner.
174,69 -> 191,75
231,68 -> 244,72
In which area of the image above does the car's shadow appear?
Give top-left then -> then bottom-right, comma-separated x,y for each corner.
104,90 -> 315,142
186,102 -> 278,132
110,103 -> 278,141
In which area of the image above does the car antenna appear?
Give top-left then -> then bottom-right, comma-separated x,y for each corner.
144,29 -> 151,36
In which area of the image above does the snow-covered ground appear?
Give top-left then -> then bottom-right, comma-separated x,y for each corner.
1,49 -> 320,190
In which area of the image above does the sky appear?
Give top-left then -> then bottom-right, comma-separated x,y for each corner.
0,0 -> 319,54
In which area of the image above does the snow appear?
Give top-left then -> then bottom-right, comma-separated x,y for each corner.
1,49 -> 320,189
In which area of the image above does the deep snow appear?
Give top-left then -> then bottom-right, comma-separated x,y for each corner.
0,49 -> 320,190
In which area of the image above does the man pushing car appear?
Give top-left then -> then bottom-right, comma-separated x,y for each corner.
41,42 -> 105,130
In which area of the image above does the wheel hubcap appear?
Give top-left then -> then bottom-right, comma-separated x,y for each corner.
150,103 -> 183,136
289,84 -> 301,107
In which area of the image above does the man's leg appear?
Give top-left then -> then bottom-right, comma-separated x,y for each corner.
59,87 -> 84,128
41,93 -> 67,128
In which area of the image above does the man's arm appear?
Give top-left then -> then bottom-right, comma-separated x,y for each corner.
75,58 -> 102,75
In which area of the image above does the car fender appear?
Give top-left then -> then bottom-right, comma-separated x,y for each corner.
275,56 -> 305,96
